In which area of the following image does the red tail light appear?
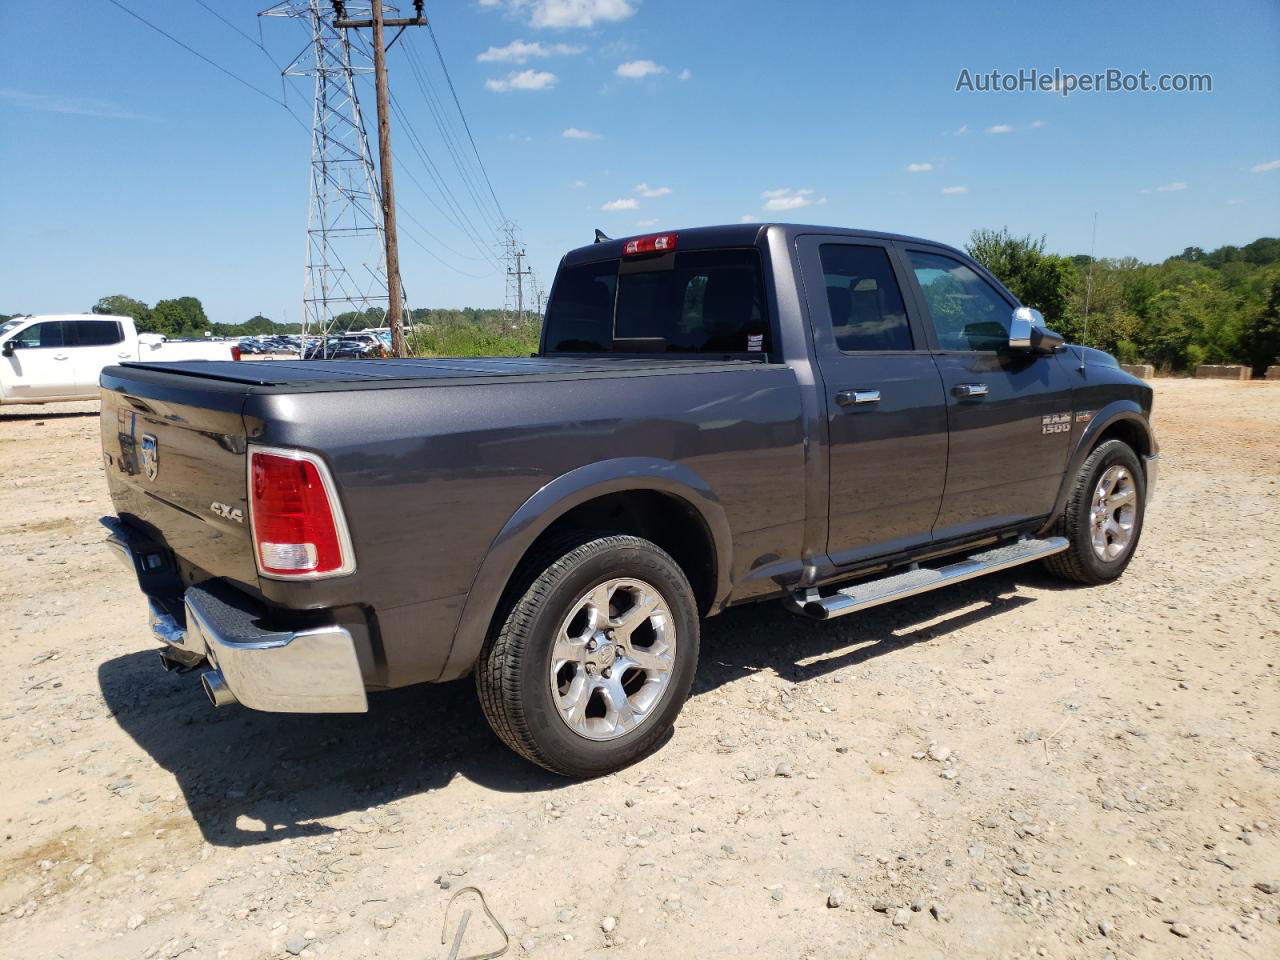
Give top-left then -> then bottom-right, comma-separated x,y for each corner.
248,447 -> 355,578
623,233 -> 677,256
231,345 -> 242,361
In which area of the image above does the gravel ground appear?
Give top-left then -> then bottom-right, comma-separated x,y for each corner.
1,378 -> 1277,960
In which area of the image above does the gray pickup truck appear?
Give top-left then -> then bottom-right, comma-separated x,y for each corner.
101,223 -> 1157,777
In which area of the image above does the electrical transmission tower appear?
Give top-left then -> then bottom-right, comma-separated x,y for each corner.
260,1 -> 404,357
501,221 -> 535,325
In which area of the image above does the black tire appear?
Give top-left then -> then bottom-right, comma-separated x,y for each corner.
475,535 -> 700,778
1043,439 -> 1147,585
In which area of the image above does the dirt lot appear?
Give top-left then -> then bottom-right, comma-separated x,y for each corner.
1,379 -> 1277,960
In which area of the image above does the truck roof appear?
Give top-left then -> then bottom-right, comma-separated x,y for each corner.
561,222 -> 958,266
9,313 -> 133,323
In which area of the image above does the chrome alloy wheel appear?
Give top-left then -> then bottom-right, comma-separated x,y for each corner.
1090,464 -> 1137,561
550,578 -> 677,741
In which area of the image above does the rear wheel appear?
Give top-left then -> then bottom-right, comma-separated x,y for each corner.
475,535 -> 699,777
1043,439 -> 1147,584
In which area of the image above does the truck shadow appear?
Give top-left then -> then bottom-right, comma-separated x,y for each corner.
692,568 -> 1045,696
97,567 -> 1051,848
0,409 -> 99,422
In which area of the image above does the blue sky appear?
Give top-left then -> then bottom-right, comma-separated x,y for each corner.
1,0 -> 1277,323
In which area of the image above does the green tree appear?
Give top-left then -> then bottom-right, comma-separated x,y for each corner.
1238,266 -> 1280,375
150,296 -> 209,337
965,227 -> 1078,332
92,294 -> 153,331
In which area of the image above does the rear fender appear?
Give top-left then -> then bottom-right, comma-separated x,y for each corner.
436,457 -> 733,681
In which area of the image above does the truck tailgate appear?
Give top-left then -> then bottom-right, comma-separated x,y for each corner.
101,371 -> 258,590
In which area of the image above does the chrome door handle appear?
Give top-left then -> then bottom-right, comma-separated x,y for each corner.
953,383 -> 989,399
836,389 -> 881,406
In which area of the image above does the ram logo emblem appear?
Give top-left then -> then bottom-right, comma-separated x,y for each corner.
1041,413 -> 1071,435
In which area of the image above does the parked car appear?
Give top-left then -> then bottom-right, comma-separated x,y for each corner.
303,337 -> 343,360
1,314 -> 239,406
100,224 -> 1157,777
303,333 -> 387,360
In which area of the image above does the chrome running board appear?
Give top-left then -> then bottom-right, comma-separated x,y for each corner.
794,537 -> 1069,620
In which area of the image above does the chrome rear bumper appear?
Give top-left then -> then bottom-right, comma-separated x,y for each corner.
107,518 -> 368,713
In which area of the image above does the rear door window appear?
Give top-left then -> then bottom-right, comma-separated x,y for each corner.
818,244 -> 913,351
544,249 -> 769,355
73,320 -> 124,346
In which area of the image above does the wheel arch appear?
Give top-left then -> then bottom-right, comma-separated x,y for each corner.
436,458 -> 732,681
1040,401 -> 1155,535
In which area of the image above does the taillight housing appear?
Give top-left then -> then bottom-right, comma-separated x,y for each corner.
247,446 -> 355,579
622,233 -> 677,256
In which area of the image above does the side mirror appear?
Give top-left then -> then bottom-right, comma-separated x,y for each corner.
1,340 -> 15,358
1031,326 -> 1065,354
1008,306 -> 1041,350
1008,306 -> 1062,354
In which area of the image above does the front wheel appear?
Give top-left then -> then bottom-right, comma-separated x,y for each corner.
1043,439 -> 1147,585
475,535 -> 700,778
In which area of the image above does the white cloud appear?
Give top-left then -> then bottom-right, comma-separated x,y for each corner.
1155,182 -> 1187,192
601,197 -> 639,211
634,183 -> 671,197
485,69 -> 558,92
0,88 -> 148,120
761,187 -> 819,211
739,215 -> 760,223
476,40 -> 584,63
953,123 -> 969,136
1030,120 -> 1046,128
906,162 -> 934,173
678,68 -> 692,81
572,179 -> 586,188
986,123 -> 1013,134
1251,159 -> 1280,173
941,186 -> 968,194
529,0 -> 637,29
636,218 -> 658,227
562,127 -> 602,140
616,59 -> 666,79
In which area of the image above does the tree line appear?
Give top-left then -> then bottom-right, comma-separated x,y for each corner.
6,235 -> 1276,371
967,231 -> 1280,374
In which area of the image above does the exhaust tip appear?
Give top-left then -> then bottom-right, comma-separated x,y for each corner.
158,651 -> 178,673
201,670 -> 238,708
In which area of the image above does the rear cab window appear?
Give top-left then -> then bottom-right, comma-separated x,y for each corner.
74,319 -> 124,346
543,248 -> 770,356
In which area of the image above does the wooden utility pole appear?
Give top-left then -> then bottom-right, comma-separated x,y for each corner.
332,1 -> 427,358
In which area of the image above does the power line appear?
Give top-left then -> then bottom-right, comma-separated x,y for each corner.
347,30 -> 502,258
402,44 -> 500,233
102,0 -> 307,131
192,0 -> 277,65
388,91 -> 504,266
424,22 -> 507,224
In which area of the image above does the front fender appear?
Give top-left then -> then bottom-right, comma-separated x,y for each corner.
435,457 -> 734,681
1039,400 -> 1154,533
